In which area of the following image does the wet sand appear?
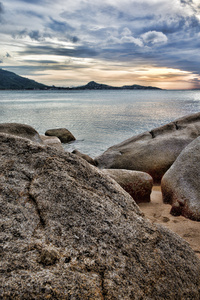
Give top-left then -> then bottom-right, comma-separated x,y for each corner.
138,186 -> 200,259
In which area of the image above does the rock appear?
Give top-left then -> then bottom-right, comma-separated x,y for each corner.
95,112 -> 200,183
161,137 -> 200,221
0,132 -> 200,299
0,122 -> 43,143
45,128 -> 75,143
101,169 -> 153,203
72,149 -> 97,166
39,245 -> 60,266
40,135 -> 64,151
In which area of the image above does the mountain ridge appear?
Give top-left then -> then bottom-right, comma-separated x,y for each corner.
0,69 -> 48,90
0,69 -> 162,90
70,80 -> 162,90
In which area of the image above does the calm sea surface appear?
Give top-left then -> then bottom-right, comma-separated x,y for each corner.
0,89 -> 200,157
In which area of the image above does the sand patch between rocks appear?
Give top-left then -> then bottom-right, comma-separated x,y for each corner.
138,186 -> 200,259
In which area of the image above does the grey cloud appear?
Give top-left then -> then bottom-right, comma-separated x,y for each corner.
71,36 -> 79,43
180,0 -> 200,13
104,27 -> 143,47
0,2 -> 4,22
141,31 -> 168,45
29,30 -> 43,41
189,77 -> 200,89
188,15 -> 200,33
5,52 -> 11,58
13,29 -> 27,39
20,44 -> 98,58
48,18 -> 74,33
24,60 -> 59,64
59,2 -> 199,54
36,60 -> 58,64
13,29 -> 50,41
139,14 -> 200,36
99,4 -> 128,20
14,28 -> 79,45
174,59 -> 200,74
3,63 -> 90,75
19,0 -> 45,3
142,16 -> 186,35
47,18 -> 79,43
140,47 -> 200,75
180,0 -> 193,4
97,33 -> 200,76
60,4 -> 114,23
0,2 -> 3,13
24,10 -> 44,20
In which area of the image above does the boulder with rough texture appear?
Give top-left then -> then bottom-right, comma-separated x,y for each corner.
102,169 -> 153,203
72,149 -> 97,166
95,112 -> 200,182
40,135 -> 64,151
0,132 -> 200,299
45,128 -> 76,143
161,136 -> 200,221
0,122 -> 43,143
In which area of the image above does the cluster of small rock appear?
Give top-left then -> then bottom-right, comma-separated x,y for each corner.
0,117 -> 200,299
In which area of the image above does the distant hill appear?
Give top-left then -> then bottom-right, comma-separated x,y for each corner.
70,81 -> 161,90
0,69 -> 48,90
76,81 -> 113,90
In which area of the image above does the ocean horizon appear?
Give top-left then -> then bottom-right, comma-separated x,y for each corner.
0,89 -> 200,157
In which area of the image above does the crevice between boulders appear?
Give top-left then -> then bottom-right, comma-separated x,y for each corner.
99,269 -> 106,300
149,121 -> 180,138
83,263 -> 107,299
174,122 -> 179,130
149,131 -> 155,138
28,185 -> 46,228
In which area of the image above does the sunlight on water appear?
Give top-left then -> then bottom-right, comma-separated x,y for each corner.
0,90 -> 200,157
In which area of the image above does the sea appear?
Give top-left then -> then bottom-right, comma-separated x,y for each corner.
0,89 -> 200,158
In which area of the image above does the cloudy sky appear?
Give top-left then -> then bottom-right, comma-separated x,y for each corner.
0,0 -> 200,89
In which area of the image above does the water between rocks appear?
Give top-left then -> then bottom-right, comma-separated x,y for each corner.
0,89 -> 200,157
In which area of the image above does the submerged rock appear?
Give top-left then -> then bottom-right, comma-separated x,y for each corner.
95,112 -> 200,182
0,132 -> 200,299
72,149 -> 97,166
102,169 -> 153,203
45,128 -> 76,143
161,136 -> 200,221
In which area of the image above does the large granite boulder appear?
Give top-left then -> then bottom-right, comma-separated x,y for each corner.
95,112 -> 200,182
45,128 -> 76,143
1,132 -> 200,299
0,122 -> 43,143
161,136 -> 200,221
102,169 -> 153,203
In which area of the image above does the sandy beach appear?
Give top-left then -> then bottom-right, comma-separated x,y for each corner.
138,186 -> 200,259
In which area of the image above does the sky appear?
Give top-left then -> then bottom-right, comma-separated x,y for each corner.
0,0 -> 200,89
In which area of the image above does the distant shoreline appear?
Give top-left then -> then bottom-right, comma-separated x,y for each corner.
1,88 -> 200,91
0,69 -> 161,90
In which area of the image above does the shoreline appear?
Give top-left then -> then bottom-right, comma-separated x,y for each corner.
138,186 -> 200,259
